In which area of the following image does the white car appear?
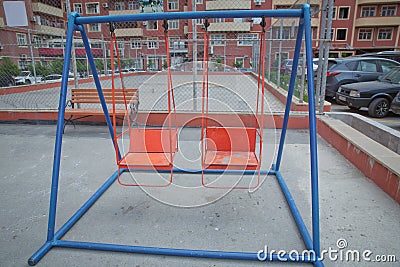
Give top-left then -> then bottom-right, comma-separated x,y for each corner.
15,71 -> 42,85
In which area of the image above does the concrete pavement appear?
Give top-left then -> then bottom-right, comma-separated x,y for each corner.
0,124 -> 399,266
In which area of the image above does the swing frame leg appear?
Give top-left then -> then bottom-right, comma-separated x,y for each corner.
29,6 -> 323,267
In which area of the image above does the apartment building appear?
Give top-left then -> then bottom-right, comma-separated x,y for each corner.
0,0 -> 399,71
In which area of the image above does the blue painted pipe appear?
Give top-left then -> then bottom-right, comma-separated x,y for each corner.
46,12 -> 78,243
302,4 -> 321,263
28,170 -> 120,265
55,240 -> 315,262
75,10 -> 303,25
274,18 -> 305,171
54,170 -> 120,240
275,171 -> 313,251
28,241 -> 53,266
123,168 -> 273,175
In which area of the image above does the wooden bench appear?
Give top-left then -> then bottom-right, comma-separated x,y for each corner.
64,88 -> 138,128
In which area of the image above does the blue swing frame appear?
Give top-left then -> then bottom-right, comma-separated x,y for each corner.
28,5 -> 323,267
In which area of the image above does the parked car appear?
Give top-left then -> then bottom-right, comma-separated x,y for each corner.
0,75 -> 15,87
42,74 -> 62,82
280,59 -> 293,75
280,58 -> 318,76
358,51 -> 400,63
336,66 -> 400,118
14,71 -> 42,85
324,57 -> 400,98
390,91 -> 400,115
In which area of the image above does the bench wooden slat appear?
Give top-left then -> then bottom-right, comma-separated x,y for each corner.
70,88 -> 138,105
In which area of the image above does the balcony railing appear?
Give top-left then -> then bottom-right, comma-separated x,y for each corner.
355,16 -> 400,27
206,0 -> 251,10
32,2 -> 63,18
114,28 -> 143,37
109,9 -> 140,16
271,17 -> 319,27
208,22 -> 251,32
357,0 -> 398,4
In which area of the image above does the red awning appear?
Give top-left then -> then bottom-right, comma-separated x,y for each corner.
38,47 -> 103,57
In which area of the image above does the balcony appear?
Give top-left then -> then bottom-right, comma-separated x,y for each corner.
271,17 -> 319,27
208,22 -> 251,32
355,16 -> 400,27
109,9 -> 140,16
357,0 -> 398,4
32,2 -> 63,18
114,28 -> 143,37
206,0 -> 251,10
34,25 -> 65,36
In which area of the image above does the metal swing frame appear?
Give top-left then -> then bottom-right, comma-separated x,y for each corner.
28,5 -> 323,267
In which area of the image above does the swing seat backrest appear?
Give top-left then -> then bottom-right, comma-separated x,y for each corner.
206,127 -> 256,152
129,128 -> 177,153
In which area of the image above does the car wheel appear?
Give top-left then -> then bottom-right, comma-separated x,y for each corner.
25,80 -> 31,85
368,98 -> 390,118
348,106 -> 360,110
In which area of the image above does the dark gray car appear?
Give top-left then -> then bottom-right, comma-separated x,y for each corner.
324,57 -> 400,98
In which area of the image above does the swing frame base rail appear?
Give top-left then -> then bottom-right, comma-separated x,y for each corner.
28,168 -> 324,267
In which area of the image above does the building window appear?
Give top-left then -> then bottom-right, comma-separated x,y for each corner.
210,34 -> 226,46
196,19 -> 203,25
237,33 -> 258,46
361,6 -> 376,17
168,0 -> 178,10
32,36 -> 42,48
147,21 -> 158,30
74,4 -> 82,14
235,57 -> 244,68
128,1 -> 140,10
86,3 -> 100,14
338,7 -> 350,19
115,2 -> 125,10
131,39 -> 142,49
274,27 -> 291,39
323,28 -> 334,40
336,29 -> 347,41
88,23 -> 100,32
168,20 -> 179,30
358,29 -> 372,40
147,56 -> 159,70
16,33 -> 27,46
234,18 -> 245,23
147,37 -> 158,49
196,0 -> 202,4
381,6 -> 396,16
18,60 -> 30,70
378,28 -> 393,40
275,52 -> 289,61
213,18 -> 224,23
327,7 -> 336,19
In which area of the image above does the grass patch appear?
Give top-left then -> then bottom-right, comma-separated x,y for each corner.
269,71 -> 309,103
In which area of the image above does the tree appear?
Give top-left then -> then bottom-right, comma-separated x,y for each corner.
50,59 -> 64,74
94,59 -> 104,71
0,57 -> 20,77
234,61 -> 243,69
27,62 -> 51,77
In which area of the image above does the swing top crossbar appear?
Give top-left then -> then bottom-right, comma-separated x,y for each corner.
74,9 -> 304,25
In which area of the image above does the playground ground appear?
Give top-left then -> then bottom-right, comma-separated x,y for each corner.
0,123 -> 399,267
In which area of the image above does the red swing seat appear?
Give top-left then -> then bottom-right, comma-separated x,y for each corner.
203,127 -> 259,170
119,128 -> 178,170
